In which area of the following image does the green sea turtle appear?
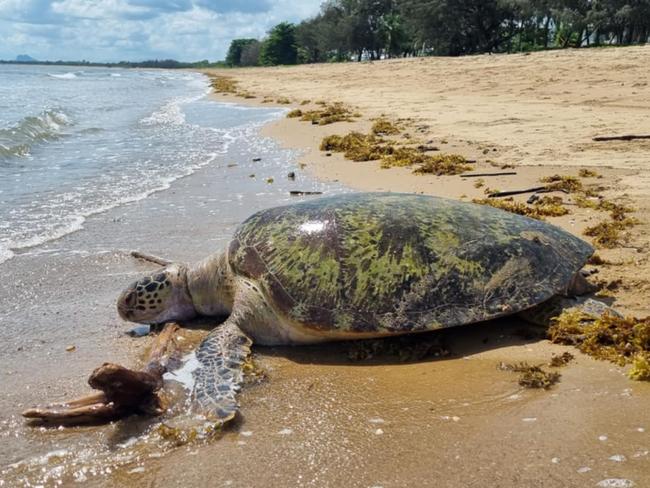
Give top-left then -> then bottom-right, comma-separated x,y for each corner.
112,192 -> 608,422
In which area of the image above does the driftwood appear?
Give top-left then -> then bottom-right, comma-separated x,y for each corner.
131,251 -> 172,267
593,135 -> 650,142
487,186 -> 548,198
290,190 -> 323,196
23,323 -> 180,425
460,172 -> 517,178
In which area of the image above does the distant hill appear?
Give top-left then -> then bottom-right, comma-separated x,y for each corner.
15,54 -> 37,62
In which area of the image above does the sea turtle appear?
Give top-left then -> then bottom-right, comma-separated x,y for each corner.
111,192 -> 609,422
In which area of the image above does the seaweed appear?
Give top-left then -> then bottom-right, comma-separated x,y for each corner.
540,174 -> 583,193
498,362 -> 561,389
380,147 -> 431,169
587,253 -> 609,265
472,196 -> 569,220
549,351 -> 575,367
629,353 -> 650,381
299,102 -> 358,125
548,310 -> 650,381
287,109 -> 303,118
320,132 -> 392,161
411,154 -> 473,175
210,76 -> 238,94
276,97 -> 291,104
348,335 -> 449,363
579,168 -> 601,178
300,99 -> 311,105
474,179 -> 485,189
371,118 -> 400,136
584,219 -> 638,248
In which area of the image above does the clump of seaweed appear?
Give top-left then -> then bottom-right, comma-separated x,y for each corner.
540,174 -> 583,193
157,423 -> 199,446
474,179 -> 485,189
287,109 -> 303,118
371,118 -> 400,136
210,76 -> 238,94
549,351 -> 575,367
629,353 -> 650,381
320,132 -> 393,161
548,310 -> 650,380
472,196 -> 569,220
300,102 -> 358,125
320,130 -> 472,175
348,334 -> 449,363
587,253 -> 610,265
412,154 -> 473,175
380,147 -> 431,169
276,97 -> 291,104
300,99 -> 311,105
498,362 -> 561,389
584,219 -> 638,248
579,168 -> 601,178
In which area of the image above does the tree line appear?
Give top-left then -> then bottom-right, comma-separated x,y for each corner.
226,0 -> 650,66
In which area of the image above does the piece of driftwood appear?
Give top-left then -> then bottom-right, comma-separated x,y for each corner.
23,323 -> 180,425
131,251 -> 172,267
488,186 -> 548,198
460,172 -> 517,178
290,191 -> 323,196
593,135 -> 650,142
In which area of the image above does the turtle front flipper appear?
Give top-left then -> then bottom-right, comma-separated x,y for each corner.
189,318 -> 252,423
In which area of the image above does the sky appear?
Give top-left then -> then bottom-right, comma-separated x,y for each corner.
0,0 -> 324,62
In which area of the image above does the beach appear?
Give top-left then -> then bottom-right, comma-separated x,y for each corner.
1,48 -> 649,487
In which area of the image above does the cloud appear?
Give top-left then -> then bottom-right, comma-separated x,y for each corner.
195,0 -> 271,14
0,0 -> 323,61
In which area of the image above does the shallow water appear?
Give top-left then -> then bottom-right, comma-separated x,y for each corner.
0,70 -> 648,487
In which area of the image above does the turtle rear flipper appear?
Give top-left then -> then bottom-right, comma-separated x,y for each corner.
190,319 -> 252,423
519,296 -> 622,327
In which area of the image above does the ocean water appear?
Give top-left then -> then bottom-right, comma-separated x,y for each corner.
0,64 -> 286,264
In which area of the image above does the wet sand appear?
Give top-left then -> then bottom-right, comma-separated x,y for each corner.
2,48 -> 650,487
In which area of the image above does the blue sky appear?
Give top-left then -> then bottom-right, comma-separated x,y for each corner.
0,0 -> 323,62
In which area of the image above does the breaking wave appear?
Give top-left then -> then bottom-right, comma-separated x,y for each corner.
0,109 -> 71,159
48,72 -> 77,79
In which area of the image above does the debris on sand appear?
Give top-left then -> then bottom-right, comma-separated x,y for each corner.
498,362 -> 561,389
549,352 -> 575,367
348,334 -> 449,363
548,310 -> 650,381
472,196 -> 569,220
371,118 -> 400,136
297,102 -> 359,125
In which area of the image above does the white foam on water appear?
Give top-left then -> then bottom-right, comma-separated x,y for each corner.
0,245 -> 14,264
163,351 -> 200,391
48,72 -> 77,79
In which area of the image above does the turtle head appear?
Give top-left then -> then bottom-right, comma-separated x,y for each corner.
117,263 -> 197,324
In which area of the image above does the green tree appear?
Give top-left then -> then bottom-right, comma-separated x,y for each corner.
225,39 -> 258,66
260,22 -> 299,65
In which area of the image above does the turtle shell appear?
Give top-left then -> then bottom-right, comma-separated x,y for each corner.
228,193 -> 593,334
